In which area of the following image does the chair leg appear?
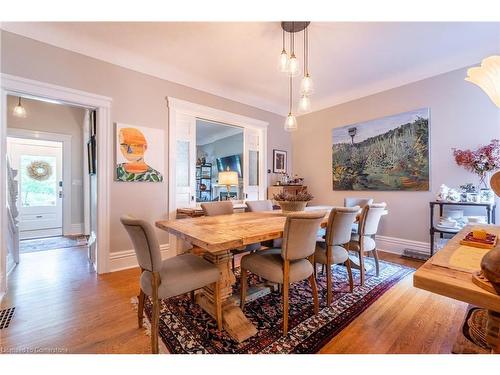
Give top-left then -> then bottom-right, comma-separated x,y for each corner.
151,272 -> 160,354
138,289 -> 145,328
372,249 -> 380,277
308,274 -> 319,314
282,261 -> 290,336
345,259 -> 354,292
190,290 -> 195,303
358,251 -> 365,286
232,255 -> 235,271
321,264 -> 326,275
326,261 -> 333,306
240,267 -> 247,310
214,281 -> 223,332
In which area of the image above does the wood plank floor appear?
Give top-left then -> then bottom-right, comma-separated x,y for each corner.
0,247 -> 467,354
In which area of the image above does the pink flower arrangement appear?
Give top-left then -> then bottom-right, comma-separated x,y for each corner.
453,140 -> 500,186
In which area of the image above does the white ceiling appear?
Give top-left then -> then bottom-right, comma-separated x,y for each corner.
2,22 -> 499,115
196,119 -> 242,146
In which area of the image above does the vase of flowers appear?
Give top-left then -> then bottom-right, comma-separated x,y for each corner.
453,140 -> 500,202
273,191 -> 314,213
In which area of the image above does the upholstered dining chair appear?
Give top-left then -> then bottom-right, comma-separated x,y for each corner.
201,201 -> 259,270
245,200 -> 282,248
120,215 -> 222,354
240,211 -> 325,336
315,207 -> 359,305
347,203 -> 387,286
344,197 -> 374,234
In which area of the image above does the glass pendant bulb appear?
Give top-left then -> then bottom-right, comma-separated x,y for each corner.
298,95 -> 311,113
279,49 -> 289,73
288,53 -> 300,77
284,113 -> 298,132
13,97 -> 27,118
300,74 -> 314,95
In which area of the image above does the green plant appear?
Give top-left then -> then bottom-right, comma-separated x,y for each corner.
273,191 -> 314,202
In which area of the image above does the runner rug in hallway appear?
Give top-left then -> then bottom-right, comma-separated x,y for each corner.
139,258 -> 413,353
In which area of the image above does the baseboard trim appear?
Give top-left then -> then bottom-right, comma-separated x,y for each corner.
65,223 -> 84,236
108,244 -> 170,272
375,235 -> 430,256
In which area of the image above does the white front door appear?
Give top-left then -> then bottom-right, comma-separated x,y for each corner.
7,137 -> 63,239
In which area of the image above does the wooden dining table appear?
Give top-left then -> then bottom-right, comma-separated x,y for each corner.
156,208 -> 330,342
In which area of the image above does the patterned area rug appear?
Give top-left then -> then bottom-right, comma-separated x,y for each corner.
141,258 -> 414,353
20,236 -> 88,254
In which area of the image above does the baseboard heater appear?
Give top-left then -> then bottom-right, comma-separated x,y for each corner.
401,248 -> 430,261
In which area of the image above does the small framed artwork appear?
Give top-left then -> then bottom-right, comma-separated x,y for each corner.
87,136 -> 96,175
273,149 -> 287,173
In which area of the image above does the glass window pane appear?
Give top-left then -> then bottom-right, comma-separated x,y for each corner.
248,150 -> 259,186
176,140 -> 190,187
20,155 -> 57,207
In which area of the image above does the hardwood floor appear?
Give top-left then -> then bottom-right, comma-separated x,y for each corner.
0,247 -> 467,354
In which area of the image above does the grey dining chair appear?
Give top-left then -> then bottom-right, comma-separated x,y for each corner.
240,211 -> 325,336
315,206 -> 359,305
245,200 -> 282,248
120,215 -> 222,354
344,197 -> 374,234
201,201 -> 259,270
347,203 -> 387,286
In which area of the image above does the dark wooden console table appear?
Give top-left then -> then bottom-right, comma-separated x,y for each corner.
429,201 -> 496,256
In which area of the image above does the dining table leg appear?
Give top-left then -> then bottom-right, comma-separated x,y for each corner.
195,249 -> 258,343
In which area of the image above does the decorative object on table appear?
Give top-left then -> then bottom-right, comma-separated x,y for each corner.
478,247 -> 500,294
26,160 -> 52,181
273,149 -> 287,173
446,188 -> 461,202
460,229 -> 498,249
453,139 -> 500,193
331,108 -> 430,191
480,188 -> 495,203
465,55 -> 500,108
115,123 -> 164,182
467,192 -> 480,203
288,174 -> 304,185
436,184 -> 450,201
272,191 -> 313,213
218,167 -> 238,200
460,183 -> 477,202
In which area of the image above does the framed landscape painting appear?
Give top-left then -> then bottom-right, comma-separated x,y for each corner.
331,108 -> 430,191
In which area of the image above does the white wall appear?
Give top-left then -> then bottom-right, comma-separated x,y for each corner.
7,95 -> 85,229
292,66 -> 500,244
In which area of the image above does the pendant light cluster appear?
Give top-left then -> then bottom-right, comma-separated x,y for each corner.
280,22 -> 313,131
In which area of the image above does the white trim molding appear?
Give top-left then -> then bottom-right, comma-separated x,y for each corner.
375,235 -> 430,256
1,74 -> 112,288
109,244 -> 170,272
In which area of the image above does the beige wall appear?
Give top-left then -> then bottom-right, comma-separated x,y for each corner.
1,31 -> 290,253
292,67 -> 500,243
7,96 -> 85,228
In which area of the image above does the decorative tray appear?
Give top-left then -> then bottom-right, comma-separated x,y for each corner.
459,232 -> 498,249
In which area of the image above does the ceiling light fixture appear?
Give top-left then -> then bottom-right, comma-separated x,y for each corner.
465,55 -> 500,108
280,22 -> 312,130
13,97 -> 27,118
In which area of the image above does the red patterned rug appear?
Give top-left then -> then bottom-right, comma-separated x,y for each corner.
140,258 -> 413,353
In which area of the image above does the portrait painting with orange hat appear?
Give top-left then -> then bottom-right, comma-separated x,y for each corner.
116,124 -> 164,182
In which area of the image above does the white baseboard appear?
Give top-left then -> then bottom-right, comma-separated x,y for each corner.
375,235 -> 429,255
64,223 -> 84,236
108,244 -> 170,272
20,228 -> 62,240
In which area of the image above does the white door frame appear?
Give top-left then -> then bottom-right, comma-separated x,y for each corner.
166,97 -> 269,250
1,74 -> 112,297
7,128 -> 73,237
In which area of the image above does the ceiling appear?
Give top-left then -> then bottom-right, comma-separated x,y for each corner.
2,22 -> 499,115
196,119 -> 242,146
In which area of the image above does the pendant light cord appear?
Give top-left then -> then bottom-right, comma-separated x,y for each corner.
289,75 -> 292,114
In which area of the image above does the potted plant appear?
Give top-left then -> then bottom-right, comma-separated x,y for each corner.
273,191 -> 314,213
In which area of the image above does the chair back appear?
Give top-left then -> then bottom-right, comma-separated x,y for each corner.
120,215 -> 162,272
344,197 -> 373,209
359,203 -> 387,236
246,200 -> 273,212
325,207 -> 359,246
201,201 -> 234,216
281,211 -> 326,261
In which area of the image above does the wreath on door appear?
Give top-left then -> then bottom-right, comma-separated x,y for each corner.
26,160 -> 52,181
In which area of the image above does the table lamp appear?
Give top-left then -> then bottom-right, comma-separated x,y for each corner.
218,167 -> 238,200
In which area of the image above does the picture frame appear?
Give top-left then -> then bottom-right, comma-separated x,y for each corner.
87,135 -> 96,175
273,149 -> 287,174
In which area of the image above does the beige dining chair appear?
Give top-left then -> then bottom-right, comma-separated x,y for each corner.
201,201 -> 260,270
240,211 -> 325,336
120,215 -> 222,354
245,200 -> 282,248
315,207 -> 359,305
344,197 -> 374,235
347,203 -> 387,286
